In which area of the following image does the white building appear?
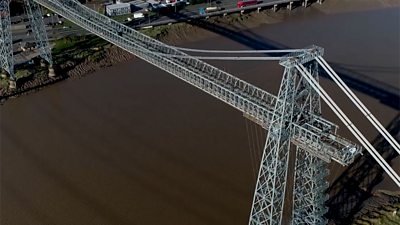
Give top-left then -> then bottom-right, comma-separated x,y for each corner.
106,3 -> 131,16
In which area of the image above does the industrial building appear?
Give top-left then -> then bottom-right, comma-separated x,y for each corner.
105,3 -> 131,16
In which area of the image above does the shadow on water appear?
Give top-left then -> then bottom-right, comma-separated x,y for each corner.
325,113 -> 400,225
159,6 -> 400,110
158,5 -> 400,222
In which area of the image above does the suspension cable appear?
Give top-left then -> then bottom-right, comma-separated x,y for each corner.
174,47 -> 305,54
296,63 -> 400,187
316,56 -> 400,154
165,55 -> 284,61
245,118 -> 257,180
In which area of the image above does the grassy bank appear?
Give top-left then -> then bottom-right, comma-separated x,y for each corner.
352,191 -> 400,225
52,35 -> 109,63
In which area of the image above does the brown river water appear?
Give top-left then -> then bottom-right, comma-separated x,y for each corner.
1,1 -> 399,225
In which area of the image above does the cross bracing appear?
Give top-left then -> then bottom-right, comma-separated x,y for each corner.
24,0 -> 53,65
1,0 -> 399,224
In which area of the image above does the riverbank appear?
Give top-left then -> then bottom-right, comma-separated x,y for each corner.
352,190 -> 400,225
0,10 -> 287,102
1,0 -> 398,103
0,37 -> 135,102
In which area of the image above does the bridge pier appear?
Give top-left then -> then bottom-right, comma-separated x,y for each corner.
303,0 -> 308,7
240,9 -> 244,15
273,4 -> 278,12
48,64 -> 55,78
9,78 -> 16,89
40,60 -> 56,78
1,69 -> 16,89
317,0 -> 323,4
287,2 -> 293,10
40,59 -> 47,68
223,12 -> 227,17
257,7 -> 261,13
1,69 -> 7,79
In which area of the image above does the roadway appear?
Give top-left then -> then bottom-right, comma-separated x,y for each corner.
10,0 -> 302,42
132,0 -> 302,28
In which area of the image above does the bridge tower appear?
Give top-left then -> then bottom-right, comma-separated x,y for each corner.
0,0 -> 15,88
0,0 -> 53,89
249,49 -> 328,225
291,61 -> 328,225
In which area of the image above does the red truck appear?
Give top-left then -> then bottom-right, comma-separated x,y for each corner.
237,0 -> 258,8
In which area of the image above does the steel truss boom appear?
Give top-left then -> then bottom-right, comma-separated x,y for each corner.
34,0 -> 359,167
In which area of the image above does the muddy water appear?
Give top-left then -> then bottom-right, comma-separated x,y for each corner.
1,2 -> 399,225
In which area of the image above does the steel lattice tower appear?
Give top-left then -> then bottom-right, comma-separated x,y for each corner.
249,66 -> 297,225
24,0 -> 53,66
0,0 -> 14,87
0,0 -> 53,88
249,51 -> 330,225
291,62 -> 328,225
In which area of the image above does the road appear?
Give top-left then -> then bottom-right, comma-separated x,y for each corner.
131,0 -> 300,28
10,0 -> 301,42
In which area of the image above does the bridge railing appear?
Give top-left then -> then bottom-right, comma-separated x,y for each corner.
292,123 -> 361,165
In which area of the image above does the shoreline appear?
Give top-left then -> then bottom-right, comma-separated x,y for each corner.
1,0 -> 399,103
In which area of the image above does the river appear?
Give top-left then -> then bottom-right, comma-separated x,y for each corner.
1,1 -> 399,225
